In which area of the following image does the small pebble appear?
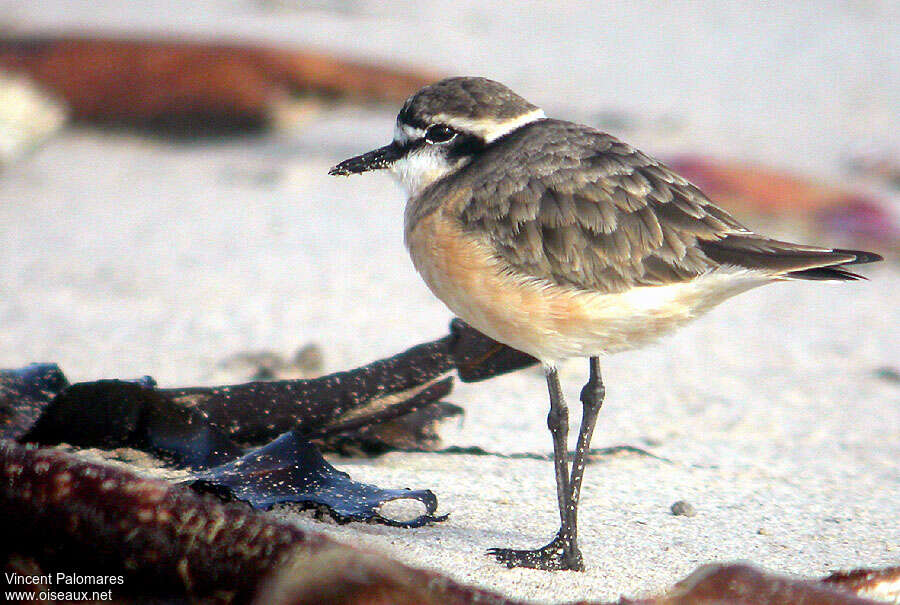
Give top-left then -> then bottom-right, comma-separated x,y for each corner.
293,343 -> 324,374
592,109 -> 635,132
670,500 -> 696,517
757,527 -> 770,535
874,366 -> 900,383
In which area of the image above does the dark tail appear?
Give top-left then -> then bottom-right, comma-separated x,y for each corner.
785,248 -> 884,280
699,236 -> 883,281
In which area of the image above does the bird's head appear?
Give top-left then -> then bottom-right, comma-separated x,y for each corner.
329,77 -> 545,196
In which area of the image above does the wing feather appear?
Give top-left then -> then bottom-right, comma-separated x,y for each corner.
414,119 -> 881,292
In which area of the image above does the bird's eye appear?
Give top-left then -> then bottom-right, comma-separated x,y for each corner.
424,125 -> 457,144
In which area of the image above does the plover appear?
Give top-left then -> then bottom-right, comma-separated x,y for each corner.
330,77 -> 882,571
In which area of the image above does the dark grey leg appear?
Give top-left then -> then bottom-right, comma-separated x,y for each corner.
546,366 -> 571,529
487,366 -> 584,571
567,357 -> 605,533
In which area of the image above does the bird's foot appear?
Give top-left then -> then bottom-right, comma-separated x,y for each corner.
487,534 -> 584,571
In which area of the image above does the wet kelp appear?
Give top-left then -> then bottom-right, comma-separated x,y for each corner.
190,431 -> 446,526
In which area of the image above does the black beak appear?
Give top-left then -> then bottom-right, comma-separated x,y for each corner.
329,142 -> 404,176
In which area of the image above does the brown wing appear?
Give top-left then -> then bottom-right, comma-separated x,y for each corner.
436,119 -> 876,293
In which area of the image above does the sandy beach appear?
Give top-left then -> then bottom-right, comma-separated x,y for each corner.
1,2 -> 898,601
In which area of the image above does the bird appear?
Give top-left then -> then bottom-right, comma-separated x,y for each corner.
329,76 -> 882,571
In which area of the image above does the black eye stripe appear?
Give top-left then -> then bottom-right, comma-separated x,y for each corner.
446,133 -> 486,160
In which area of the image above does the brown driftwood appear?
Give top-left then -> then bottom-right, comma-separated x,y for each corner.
1,320 -> 536,524
0,36 -> 440,133
4,320 -> 535,456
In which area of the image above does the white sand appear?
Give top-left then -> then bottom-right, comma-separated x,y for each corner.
1,2 -> 898,602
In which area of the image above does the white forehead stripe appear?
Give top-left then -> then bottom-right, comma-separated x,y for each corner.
395,122 -> 425,144
437,108 -> 546,143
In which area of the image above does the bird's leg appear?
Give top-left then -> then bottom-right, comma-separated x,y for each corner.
488,366 -> 584,571
567,357 -> 605,533
545,366 -> 572,529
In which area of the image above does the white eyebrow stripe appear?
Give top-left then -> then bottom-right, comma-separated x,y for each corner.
396,108 -> 546,144
436,108 -> 546,143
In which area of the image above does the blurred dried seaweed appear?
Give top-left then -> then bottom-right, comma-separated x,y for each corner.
0,35 -> 439,135
626,563 -> 899,605
669,154 -> 899,251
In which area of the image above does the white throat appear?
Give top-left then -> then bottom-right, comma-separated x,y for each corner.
390,148 -> 458,198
